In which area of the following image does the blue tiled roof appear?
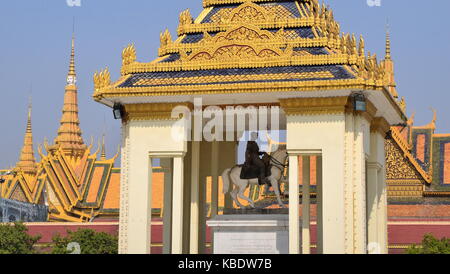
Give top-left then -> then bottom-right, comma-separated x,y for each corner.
294,47 -> 330,55
260,2 -> 301,18
202,4 -> 239,23
160,54 -> 181,63
119,65 -> 355,88
268,27 -> 315,39
181,33 -> 204,44
202,1 -> 301,23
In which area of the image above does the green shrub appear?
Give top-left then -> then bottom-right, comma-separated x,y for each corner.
406,234 -> 450,254
0,222 -> 41,254
51,228 -> 118,254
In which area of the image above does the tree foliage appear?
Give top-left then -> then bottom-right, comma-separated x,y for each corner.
51,228 -> 118,254
0,222 -> 41,254
406,234 -> 450,254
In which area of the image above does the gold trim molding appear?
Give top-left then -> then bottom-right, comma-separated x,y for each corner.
125,102 -> 193,121
279,96 -> 350,116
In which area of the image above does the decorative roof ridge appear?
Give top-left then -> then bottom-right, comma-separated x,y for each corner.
391,127 -> 432,183
203,0 -> 311,8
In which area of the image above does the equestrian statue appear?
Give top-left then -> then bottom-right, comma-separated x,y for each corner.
222,132 -> 288,208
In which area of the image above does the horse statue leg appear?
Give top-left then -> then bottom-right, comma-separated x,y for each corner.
222,167 -> 249,208
236,180 -> 255,208
269,175 -> 286,208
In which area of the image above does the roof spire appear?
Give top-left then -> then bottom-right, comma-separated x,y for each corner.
68,34 -> 76,83
52,34 -> 87,157
17,97 -> 37,174
385,20 -> 391,60
100,135 -> 106,161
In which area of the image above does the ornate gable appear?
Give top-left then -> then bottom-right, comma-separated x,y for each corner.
386,138 -> 423,181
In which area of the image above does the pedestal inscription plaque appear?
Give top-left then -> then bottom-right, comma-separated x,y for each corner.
207,215 -> 295,254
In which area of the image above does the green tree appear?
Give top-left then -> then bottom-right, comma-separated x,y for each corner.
406,234 -> 450,254
51,228 -> 118,254
0,222 -> 41,254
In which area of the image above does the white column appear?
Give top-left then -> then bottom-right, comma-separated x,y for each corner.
161,158 -> 173,254
288,154 -> 300,254
316,156 -> 323,254
190,141 -> 200,254
118,122 -> 130,254
367,162 -> 380,254
172,155 -> 185,254
378,159 -> 388,254
287,113 -> 346,254
211,141 -> 219,217
127,152 -> 152,254
369,130 -> 388,254
302,156 -> 311,254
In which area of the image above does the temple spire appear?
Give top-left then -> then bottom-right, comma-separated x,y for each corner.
69,36 -> 76,77
52,35 -> 87,157
100,135 -> 106,161
382,23 -> 398,99
385,24 -> 391,60
17,98 -> 37,174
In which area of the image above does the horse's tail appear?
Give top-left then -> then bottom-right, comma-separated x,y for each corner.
222,168 -> 232,194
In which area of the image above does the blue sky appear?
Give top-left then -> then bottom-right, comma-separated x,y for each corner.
0,0 -> 449,168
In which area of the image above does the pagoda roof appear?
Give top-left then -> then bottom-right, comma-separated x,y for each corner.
93,0 -> 401,114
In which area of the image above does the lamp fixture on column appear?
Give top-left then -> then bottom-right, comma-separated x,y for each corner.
113,103 -> 125,120
352,92 -> 367,112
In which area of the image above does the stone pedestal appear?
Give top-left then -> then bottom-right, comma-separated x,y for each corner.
207,214 -> 293,254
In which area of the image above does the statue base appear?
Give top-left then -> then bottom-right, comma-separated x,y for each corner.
207,214 -> 293,254
223,208 -> 289,215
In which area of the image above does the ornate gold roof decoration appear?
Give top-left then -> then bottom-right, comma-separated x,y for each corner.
122,44 -> 136,67
93,0 -> 404,119
94,68 -> 111,92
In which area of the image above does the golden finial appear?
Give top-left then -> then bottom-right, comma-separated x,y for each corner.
407,112 -> 416,126
426,107 -> 437,130
160,29 -> 172,48
179,9 -> 193,26
358,35 -> 365,56
385,23 -> 391,60
94,68 -> 111,91
100,135 -> 106,161
122,44 -> 136,67
67,34 -> 77,85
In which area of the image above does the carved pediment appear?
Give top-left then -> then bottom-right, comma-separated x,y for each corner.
181,25 -> 289,62
212,2 -> 282,24
386,139 -> 422,180
189,44 -> 281,62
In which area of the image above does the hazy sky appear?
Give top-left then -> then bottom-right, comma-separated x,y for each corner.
0,0 -> 449,168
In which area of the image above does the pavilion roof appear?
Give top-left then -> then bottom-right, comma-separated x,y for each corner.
93,0 -> 397,102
